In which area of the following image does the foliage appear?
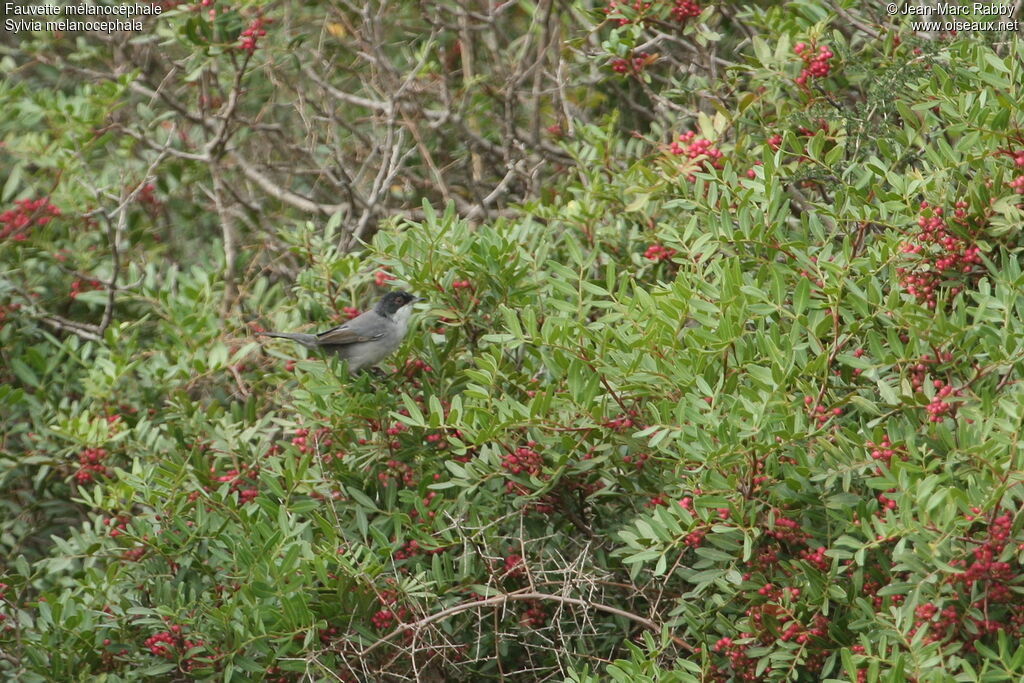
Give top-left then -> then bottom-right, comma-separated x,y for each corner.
3,1 -> 1024,681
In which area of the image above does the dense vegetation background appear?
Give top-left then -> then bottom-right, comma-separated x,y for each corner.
2,1 -> 1024,680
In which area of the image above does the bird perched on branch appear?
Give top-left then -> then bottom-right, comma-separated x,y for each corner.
259,290 -> 423,373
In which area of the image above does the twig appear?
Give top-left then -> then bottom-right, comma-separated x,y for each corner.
829,1 -> 881,40
230,152 -> 346,215
38,315 -> 104,342
203,51 -> 253,160
360,589 -> 694,657
228,363 -> 251,398
464,159 -> 528,220
210,163 -> 240,314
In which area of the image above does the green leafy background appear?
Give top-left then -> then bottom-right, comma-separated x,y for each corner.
2,1 -> 1024,681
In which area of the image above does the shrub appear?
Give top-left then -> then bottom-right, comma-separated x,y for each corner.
2,2 -> 1024,681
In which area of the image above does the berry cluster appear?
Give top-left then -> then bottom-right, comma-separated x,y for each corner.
711,636 -> 762,680
604,0 -> 700,25
763,514 -> 809,547
211,462 -> 260,504
643,243 -> 677,261
1,197 -> 61,241
290,426 -> 334,455
316,624 -> 341,645
911,602 -> 961,644
144,623 -> 204,668
610,52 -> 651,76
136,182 -> 161,210
847,347 -> 866,377
404,358 -> 434,376
393,539 -> 421,561
906,351 -> 953,392
238,17 -> 268,53
877,491 -> 898,514
804,395 -> 842,427
670,0 -> 701,23
370,609 -> 398,630
621,451 -> 649,469
603,0 -> 653,25
898,201 -> 983,309
408,490 -> 440,522
718,595 -> 831,678
122,545 -> 146,562
504,480 -> 556,513
145,630 -> 177,658
502,442 -> 542,475
684,526 -> 706,548
502,553 -> 525,578
521,601 -> 547,628
104,513 -> 131,538
669,131 -> 724,181
75,447 -> 110,484
794,43 -> 834,85
423,431 -> 448,450
371,589 -> 410,631
748,603 -> 828,646
378,458 -> 416,486
998,145 -> 1024,193
196,0 -> 215,19
677,495 -> 710,547
950,512 -> 1015,604
69,277 -> 101,300
375,269 -> 396,286
865,435 -> 905,467
604,409 -> 640,431
798,545 -> 828,571
925,379 -> 963,423
912,597 -> 1020,652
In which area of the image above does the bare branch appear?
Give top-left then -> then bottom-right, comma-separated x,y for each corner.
360,589 -> 695,658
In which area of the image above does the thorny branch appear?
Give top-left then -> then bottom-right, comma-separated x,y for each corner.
360,589 -> 695,658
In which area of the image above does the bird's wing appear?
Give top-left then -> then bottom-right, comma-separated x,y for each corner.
315,315 -> 383,346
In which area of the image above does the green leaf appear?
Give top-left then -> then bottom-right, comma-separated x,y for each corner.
793,277 -> 809,316
10,358 -> 39,388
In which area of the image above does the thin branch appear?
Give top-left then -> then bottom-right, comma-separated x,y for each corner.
38,315 -> 104,342
203,51 -> 253,160
829,1 -> 881,40
360,589 -> 694,658
210,164 -> 239,314
229,152 -> 347,215
464,159 -> 529,220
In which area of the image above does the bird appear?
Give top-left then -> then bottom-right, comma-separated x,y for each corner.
259,290 -> 423,373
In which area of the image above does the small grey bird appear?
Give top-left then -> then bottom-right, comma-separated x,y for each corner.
260,290 -> 422,372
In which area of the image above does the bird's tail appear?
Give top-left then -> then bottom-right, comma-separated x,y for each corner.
258,331 -> 319,348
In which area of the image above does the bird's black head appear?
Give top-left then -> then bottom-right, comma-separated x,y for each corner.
374,290 -> 421,317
